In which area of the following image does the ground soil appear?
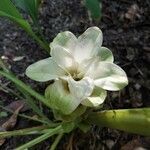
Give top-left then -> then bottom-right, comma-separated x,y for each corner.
0,0 -> 150,149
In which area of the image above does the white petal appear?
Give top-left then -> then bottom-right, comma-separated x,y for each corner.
77,46 -> 114,75
86,62 -> 128,91
81,87 -> 107,107
74,27 -> 103,63
45,80 -> 82,114
97,46 -> 114,62
68,77 -> 94,100
26,57 -> 65,82
77,58 -> 95,76
50,31 -> 77,53
50,46 -> 77,72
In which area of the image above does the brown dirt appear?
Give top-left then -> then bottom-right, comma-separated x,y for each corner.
0,0 -> 150,149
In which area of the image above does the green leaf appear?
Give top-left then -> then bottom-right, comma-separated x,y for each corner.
15,126 -> 62,150
86,108 -> 150,136
13,0 -> 41,23
0,70 -> 51,109
0,0 -> 49,52
85,0 -> 102,20
0,0 -> 33,34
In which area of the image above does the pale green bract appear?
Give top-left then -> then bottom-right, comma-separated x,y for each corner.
26,27 -> 128,115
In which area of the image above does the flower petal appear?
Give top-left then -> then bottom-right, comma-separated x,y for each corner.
68,77 -> 94,100
97,46 -> 114,62
26,57 -> 65,82
81,87 -> 107,107
45,80 -> 82,115
86,62 -> 128,91
74,27 -> 103,63
50,46 -> 77,72
50,31 -> 77,53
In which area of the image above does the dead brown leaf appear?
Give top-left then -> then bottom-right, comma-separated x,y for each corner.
5,100 -> 29,113
0,104 -> 24,146
2,104 -> 23,130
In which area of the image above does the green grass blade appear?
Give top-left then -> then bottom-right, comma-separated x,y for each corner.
0,70 -> 51,109
50,133 -> 64,150
15,126 -> 63,150
0,0 -> 22,18
21,90 -> 50,123
0,59 -> 50,122
14,0 -> 41,24
0,0 -> 49,52
0,126 -> 50,138
86,108 -> 150,136
0,0 -> 33,35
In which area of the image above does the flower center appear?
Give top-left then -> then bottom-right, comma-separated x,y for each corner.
72,73 -> 81,81
68,68 -> 84,81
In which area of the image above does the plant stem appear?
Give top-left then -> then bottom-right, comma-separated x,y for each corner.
0,126 -> 50,138
36,23 -> 49,46
21,89 -> 50,123
50,133 -> 64,150
0,70 -> 51,108
30,32 -> 50,53
0,61 -> 51,123
0,82 -> 25,100
86,108 -> 150,136
0,82 -> 48,121
15,125 -> 63,150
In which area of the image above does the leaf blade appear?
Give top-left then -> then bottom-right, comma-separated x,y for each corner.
14,0 -> 41,23
0,0 -> 33,34
86,108 -> 150,136
85,0 -> 102,20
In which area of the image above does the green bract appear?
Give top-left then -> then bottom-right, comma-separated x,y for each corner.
26,27 -> 128,114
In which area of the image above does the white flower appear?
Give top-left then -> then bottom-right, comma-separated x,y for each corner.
26,27 -> 128,114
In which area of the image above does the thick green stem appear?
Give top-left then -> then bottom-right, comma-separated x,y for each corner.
0,70 -> 51,108
15,126 -> 63,150
50,133 -> 64,150
86,108 -> 150,136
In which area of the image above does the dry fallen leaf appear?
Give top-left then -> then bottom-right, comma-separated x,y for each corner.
5,100 -> 29,113
0,104 -> 24,146
2,105 -> 23,130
